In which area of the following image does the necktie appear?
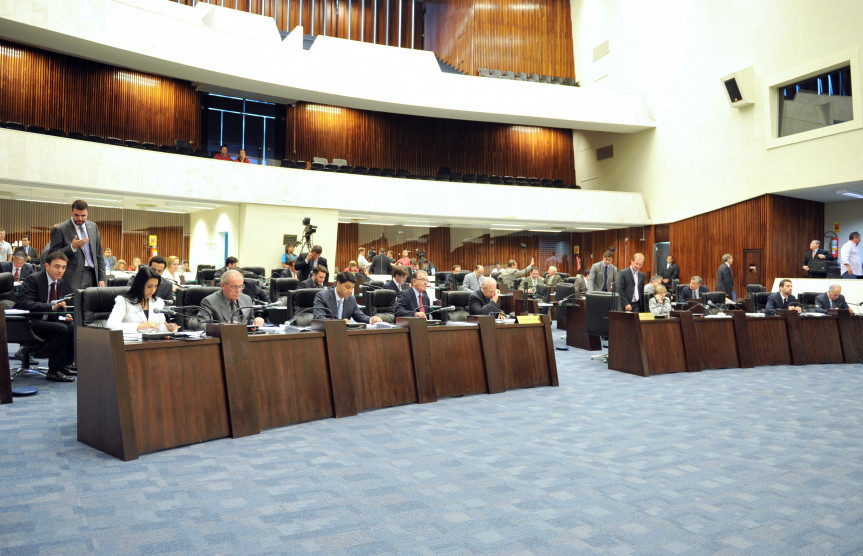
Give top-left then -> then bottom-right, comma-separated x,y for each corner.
603,266 -> 608,292
230,300 -> 238,322
49,281 -> 57,302
782,297 -> 788,309
13,266 -> 19,279
337,298 -> 344,319
79,224 -> 95,268
418,293 -> 426,316
830,299 -> 834,309
632,270 -> 639,302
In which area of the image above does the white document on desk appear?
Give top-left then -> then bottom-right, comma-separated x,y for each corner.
367,322 -> 396,329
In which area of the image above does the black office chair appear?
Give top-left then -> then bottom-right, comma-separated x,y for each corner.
5,121 -> 25,131
364,289 -> 397,323
453,271 -> 470,289
585,292 -> 614,361
47,128 -> 67,138
243,266 -> 266,279
26,125 -> 46,134
74,286 -> 131,328
175,286 -> 220,330
0,272 -> 15,307
289,288 -> 321,327
701,291 -> 728,306
799,292 -> 820,311
753,291 -> 772,313
746,284 -> 765,298
442,290 -> 472,323
195,264 -> 215,284
557,273 -> 570,280
6,315 -> 49,379
554,283 -> 575,328
199,268 -> 218,286
107,275 -> 131,287
270,277 -> 299,309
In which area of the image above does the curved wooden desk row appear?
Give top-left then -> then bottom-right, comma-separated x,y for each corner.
77,315 -> 558,460
607,310 -> 863,377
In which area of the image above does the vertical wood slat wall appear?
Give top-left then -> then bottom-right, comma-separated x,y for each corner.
288,102 -> 576,183
0,200 -> 189,267
0,41 -> 200,147
179,0 -> 423,48
424,0 -> 576,78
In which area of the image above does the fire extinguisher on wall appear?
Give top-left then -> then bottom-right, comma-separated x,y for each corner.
826,232 -> 839,258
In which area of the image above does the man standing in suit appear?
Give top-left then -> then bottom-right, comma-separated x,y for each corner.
765,279 -> 802,316
18,235 -> 39,263
295,245 -> 328,282
313,271 -> 381,324
587,250 -> 618,292
660,255 -> 679,287
716,253 -> 735,300
16,251 -> 76,382
468,278 -> 503,317
496,258 -> 534,289
395,270 -> 432,318
193,269 -> 265,329
615,252 -> 646,312
814,284 -> 852,313
147,256 -> 174,302
462,265 -> 485,292
803,240 -> 831,278
370,249 -> 393,275
679,276 -> 709,300
48,199 -> 106,290
299,265 -> 328,289
384,267 -> 410,294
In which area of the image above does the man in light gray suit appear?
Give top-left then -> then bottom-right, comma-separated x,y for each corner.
48,199 -> 106,290
192,269 -> 265,330
587,250 -> 618,292
462,264 -> 485,292
313,271 -> 382,323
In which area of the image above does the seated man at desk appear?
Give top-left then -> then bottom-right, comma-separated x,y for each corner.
469,277 -> 504,317
192,269 -> 265,329
0,248 -> 36,309
384,266 -> 409,294
679,276 -> 709,300
521,267 -> 544,296
765,279 -> 802,316
443,265 -> 461,289
299,265 -> 328,289
814,284 -> 852,313
16,251 -> 76,382
313,271 -> 382,324
544,266 -> 563,288
395,270 -> 432,319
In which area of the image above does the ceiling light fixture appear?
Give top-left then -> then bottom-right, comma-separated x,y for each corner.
836,189 -> 863,199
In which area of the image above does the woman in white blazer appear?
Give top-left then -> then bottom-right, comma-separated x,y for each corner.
107,267 -> 179,333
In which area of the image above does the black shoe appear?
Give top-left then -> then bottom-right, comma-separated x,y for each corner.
11,349 -> 26,361
63,365 -> 77,376
46,370 -> 75,382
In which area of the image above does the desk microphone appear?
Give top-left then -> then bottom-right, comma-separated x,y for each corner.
556,294 -> 581,307
153,304 -> 200,315
286,305 -> 337,326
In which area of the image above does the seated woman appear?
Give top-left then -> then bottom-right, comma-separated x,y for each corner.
130,257 -> 142,271
115,259 -> 127,272
162,255 -> 182,289
107,267 -> 179,333
649,284 -> 673,317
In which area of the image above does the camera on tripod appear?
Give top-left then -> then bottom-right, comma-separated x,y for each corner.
302,216 -> 317,240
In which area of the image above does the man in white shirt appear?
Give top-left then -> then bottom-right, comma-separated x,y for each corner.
840,231 -> 862,279
0,229 -> 13,262
357,247 -> 370,270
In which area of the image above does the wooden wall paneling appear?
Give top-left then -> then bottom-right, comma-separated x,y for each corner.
765,194 -> 824,285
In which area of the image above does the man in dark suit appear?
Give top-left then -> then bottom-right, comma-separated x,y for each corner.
147,255 -> 174,302
765,279 -> 803,316
313,271 -> 382,323
16,251 -> 76,382
299,265 -> 328,289
803,240 -> 831,278
370,250 -> 393,275
395,270 -> 432,318
242,278 -> 270,304
295,245 -> 328,283
678,275 -> 709,300
814,284 -> 851,313
384,267 -> 409,295
469,278 -> 503,317
660,255 -> 679,287
716,253 -> 735,300
213,256 -> 239,281
18,235 -> 39,263
0,249 -> 36,309
615,253 -> 646,312
48,199 -> 106,290
191,269 -> 265,330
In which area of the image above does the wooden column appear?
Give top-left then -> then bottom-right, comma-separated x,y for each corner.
467,315 -> 504,393
0,307 -> 12,405
206,324 -> 260,438
674,310 -> 702,372
312,319 -> 358,418
834,310 -> 859,364
781,310 -> 807,366
397,317 -> 437,404
541,314 -> 560,386
730,311 -> 755,368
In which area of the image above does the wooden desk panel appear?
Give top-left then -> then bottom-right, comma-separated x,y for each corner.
125,342 -> 230,455
248,333 -> 334,429
346,329 -> 418,412
798,317 -> 844,364
497,323 -> 555,389
747,318 -> 792,366
694,318 -> 740,370
639,319 -> 688,375
565,299 -> 601,351
428,327 -> 488,398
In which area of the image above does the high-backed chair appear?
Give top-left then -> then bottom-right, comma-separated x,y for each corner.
753,291 -> 772,313
702,291 -> 728,307
799,292 -> 820,311
6,315 -> 49,379
199,268 -> 218,286
0,272 -> 14,307
669,278 -> 680,299
243,266 -> 266,278
441,290 -> 472,322
364,289 -> 397,323
746,284 -> 766,298
270,277 -> 299,309
289,288 -> 322,326
175,286 -> 220,329
585,292 -> 614,361
74,286 -> 131,328
195,264 -> 215,284
107,275 -> 131,287
453,270 -> 470,289
554,283 -> 575,329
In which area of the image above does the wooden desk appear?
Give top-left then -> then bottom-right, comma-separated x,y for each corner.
78,315 -> 558,460
607,310 -> 861,377
563,299 -> 601,351
0,307 -> 11,405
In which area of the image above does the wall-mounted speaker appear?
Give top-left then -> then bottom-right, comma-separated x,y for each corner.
720,66 -> 754,108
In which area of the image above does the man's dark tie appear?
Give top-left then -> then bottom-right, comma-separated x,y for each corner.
49,282 -> 57,302
13,266 -> 19,280
230,300 -> 238,322
602,266 -> 608,292
782,298 -> 788,309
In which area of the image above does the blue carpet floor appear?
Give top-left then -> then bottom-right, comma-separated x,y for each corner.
2,335 -> 863,555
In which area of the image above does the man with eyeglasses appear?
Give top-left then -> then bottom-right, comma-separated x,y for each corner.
192,269 -> 265,330
395,270 -> 432,319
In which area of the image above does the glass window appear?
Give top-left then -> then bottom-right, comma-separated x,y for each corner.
778,65 -> 852,138
205,93 -> 278,165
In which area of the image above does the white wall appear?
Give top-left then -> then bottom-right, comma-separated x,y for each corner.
188,205 -> 239,271
238,204 -> 339,273
825,200 -> 863,241
570,0 -> 863,223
